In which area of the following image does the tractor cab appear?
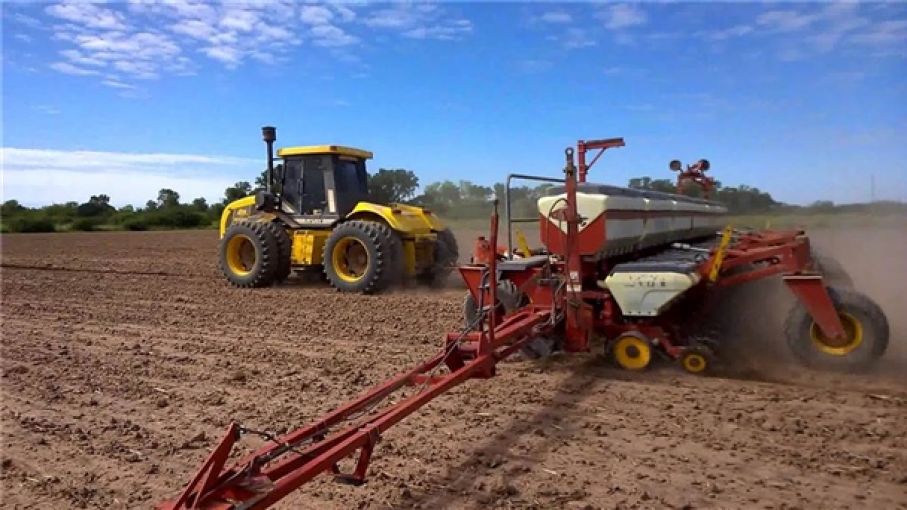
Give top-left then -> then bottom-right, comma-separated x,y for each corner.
273,145 -> 372,226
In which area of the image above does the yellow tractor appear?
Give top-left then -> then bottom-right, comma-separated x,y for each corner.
218,126 -> 457,293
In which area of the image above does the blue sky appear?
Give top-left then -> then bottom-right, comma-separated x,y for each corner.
2,1 -> 906,207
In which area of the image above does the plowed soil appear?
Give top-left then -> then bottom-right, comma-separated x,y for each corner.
1,228 -> 905,509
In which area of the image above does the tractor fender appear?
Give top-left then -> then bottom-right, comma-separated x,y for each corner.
346,202 -> 445,236
219,196 -> 257,237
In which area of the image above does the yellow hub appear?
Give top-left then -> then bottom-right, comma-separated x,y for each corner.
681,352 -> 708,374
810,312 -> 863,356
332,237 -> 369,283
613,335 -> 652,371
225,234 -> 256,276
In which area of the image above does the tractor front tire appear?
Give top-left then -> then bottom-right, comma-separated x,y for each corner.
219,220 -> 279,288
323,221 -> 402,293
784,286 -> 889,372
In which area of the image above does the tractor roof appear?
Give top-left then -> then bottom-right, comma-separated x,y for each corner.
277,145 -> 373,159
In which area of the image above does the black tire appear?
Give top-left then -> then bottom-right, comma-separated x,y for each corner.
812,253 -> 854,287
322,220 -> 402,293
218,220 -> 279,288
784,286 -> 889,372
378,223 -> 405,287
422,228 -> 459,285
263,221 -> 292,282
463,279 -> 524,328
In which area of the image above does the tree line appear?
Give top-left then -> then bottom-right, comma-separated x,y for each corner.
1,182 -> 255,233
4,166 -> 897,233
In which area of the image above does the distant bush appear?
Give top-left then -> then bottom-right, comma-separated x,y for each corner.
8,216 -> 56,233
145,208 -> 207,229
71,218 -> 100,231
123,218 -> 149,231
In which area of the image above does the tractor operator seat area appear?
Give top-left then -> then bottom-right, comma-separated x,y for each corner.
274,145 -> 372,224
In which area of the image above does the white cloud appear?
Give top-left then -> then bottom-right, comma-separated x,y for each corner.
364,3 -> 472,41
171,19 -> 217,39
404,20 -> 472,41
1,147 -> 256,207
560,27 -> 595,49
851,19 -> 907,46
37,1 -> 478,88
539,11 -> 572,24
300,5 -> 334,26
703,24 -> 754,41
13,13 -> 44,29
60,49 -> 106,67
516,59 -> 552,74
102,79 -> 137,90
14,33 -> 33,43
43,0 -> 308,87
50,61 -> 101,76
219,8 -> 260,32
600,4 -> 647,30
699,4 -> 904,61
311,24 -> 358,47
757,10 -> 817,32
33,105 -> 62,115
46,1 -> 127,31
204,45 -> 242,66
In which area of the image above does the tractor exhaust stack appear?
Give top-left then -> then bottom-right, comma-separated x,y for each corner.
262,126 -> 277,192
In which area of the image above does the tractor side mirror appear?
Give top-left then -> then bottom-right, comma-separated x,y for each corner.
669,160 -> 682,172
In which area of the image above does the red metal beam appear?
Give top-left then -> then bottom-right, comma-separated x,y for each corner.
782,275 -> 846,339
159,306 -> 552,510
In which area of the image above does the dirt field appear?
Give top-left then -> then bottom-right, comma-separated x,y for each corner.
1,228 -> 905,509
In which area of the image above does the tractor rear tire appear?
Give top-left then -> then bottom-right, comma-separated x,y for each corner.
423,228 -> 459,286
263,221 -> 292,282
784,286 -> 888,372
219,220 -> 279,288
323,220 -> 402,294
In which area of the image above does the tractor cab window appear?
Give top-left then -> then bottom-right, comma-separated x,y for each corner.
333,156 -> 368,215
280,158 -> 304,213
334,157 -> 368,196
302,156 -> 328,214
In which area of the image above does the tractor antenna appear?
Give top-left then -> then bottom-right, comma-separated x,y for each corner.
262,126 -> 277,193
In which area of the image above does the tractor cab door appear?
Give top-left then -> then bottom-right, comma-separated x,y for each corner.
279,156 -> 339,228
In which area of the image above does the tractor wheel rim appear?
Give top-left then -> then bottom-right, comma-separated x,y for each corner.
615,336 -> 651,370
332,237 -> 369,283
226,235 -> 256,276
810,312 -> 863,356
683,353 -> 707,373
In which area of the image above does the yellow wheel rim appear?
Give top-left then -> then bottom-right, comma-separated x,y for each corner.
225,234 -> 256,277
682,353 -> 707,374
614,335 -> 651,371
810,312 -> 863,356
332,237 -> 369,283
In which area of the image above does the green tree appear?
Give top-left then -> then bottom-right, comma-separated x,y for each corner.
2,200 -> 25,217
223,181 -> 252,204
157,188 -> 181,208
191,197 -> 209,212
76,194 -> 115,217
368,168 -> 419,204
